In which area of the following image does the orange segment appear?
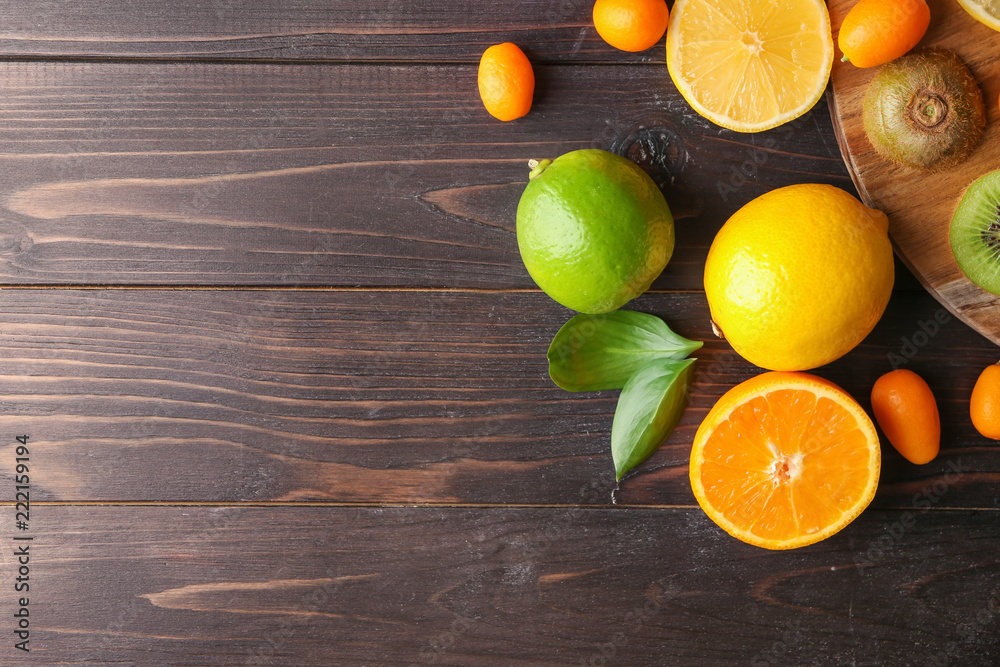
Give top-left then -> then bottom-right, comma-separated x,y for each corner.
690,371 -> 880,550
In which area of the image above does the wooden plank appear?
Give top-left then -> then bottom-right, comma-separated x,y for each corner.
0,0 -> 629,63
0,0 -> 637,63
0,61 -> 850,287
0,287 -> 995,508
5,505 -> 1000,665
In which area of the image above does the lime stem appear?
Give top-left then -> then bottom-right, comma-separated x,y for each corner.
527,158 -> 552,180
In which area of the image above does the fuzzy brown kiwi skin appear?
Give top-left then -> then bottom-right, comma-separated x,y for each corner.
863,48 -> 985,172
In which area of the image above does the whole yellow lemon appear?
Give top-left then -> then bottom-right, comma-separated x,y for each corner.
704,184 -> 893,371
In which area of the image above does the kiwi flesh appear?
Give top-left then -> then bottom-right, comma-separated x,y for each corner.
950,170 -> 1000,295
863,48 -> 985,172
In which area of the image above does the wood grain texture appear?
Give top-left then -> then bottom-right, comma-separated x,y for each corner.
0,60 -> 851,287
0,0 -> 634,63
829,0 -> 1000,344
0,3 -> 995,665
0,287 -> 994,508
4,505 -> 1000,665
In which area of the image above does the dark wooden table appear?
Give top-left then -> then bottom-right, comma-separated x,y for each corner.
0,2 -> 998,665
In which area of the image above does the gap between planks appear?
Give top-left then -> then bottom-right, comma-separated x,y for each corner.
0,54 -> 669,67
2,501 -> 996,512
0,285 -> 706,293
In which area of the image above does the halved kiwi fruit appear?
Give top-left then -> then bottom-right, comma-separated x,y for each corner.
863,48 -> 985,172
951,170 -> 1000,295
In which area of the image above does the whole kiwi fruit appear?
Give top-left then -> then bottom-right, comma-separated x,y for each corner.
863,48 -> 985,172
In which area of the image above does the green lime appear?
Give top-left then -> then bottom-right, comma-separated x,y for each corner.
516,149 -> 674,314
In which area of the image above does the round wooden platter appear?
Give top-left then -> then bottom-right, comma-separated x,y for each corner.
828,0 -> 1000,346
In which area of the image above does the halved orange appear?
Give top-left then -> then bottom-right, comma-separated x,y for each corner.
690,372 -> 880,550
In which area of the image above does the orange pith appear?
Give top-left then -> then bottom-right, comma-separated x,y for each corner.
690,372 -> 880,550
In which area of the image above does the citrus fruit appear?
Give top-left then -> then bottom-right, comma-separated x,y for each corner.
838,0 -> 931,68
665,0 -> 834,132
690,371 -> 881,550
593,0 -> 669,52
704,184 -> 894,371
516,149 -> 673,314
870,369 -> 940,464
971,363 -> 1000,439
955,0 -> 1000,32
478,43 -> 534,121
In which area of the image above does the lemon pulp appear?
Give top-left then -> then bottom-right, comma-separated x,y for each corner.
666,0 -> 834,132
956,0 -> 1000,31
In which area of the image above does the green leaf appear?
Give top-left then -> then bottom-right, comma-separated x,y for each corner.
611,358 -> 696,481
547,311 -> 701,392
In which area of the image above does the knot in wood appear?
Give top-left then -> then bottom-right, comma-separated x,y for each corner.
613,126 -> 685,180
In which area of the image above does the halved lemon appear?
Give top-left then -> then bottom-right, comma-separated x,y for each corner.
956,0 -> 1000,32
666,0 -> 834,132
690,372 -> 880,550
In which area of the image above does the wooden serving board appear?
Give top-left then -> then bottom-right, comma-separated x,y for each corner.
829,0 -> 1000,346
